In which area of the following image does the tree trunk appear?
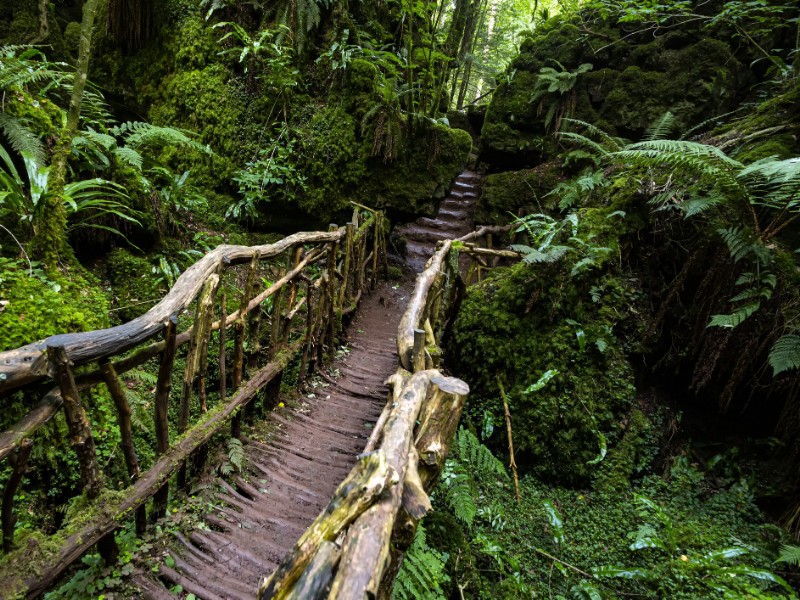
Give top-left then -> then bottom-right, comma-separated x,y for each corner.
31,0 -> 100,267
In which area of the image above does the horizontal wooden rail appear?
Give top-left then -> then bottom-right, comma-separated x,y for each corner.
397,224 -> 510,370
0,231 -> 345,394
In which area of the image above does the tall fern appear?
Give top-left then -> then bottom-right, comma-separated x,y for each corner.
392,523 -> 449,600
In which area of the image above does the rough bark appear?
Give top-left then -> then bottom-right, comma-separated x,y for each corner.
258,451 -> 398,600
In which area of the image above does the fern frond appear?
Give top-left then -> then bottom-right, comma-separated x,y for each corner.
643,111 -> 676,141
113,147 -> 144,171
392,524 -> 449,600
0,114 -> 46,167
768,335 -> 800,377
112,122 -> 211,155
708,302 -> 760,329
776,544 -> 800,566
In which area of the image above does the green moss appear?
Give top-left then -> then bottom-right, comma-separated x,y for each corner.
105,249 -> 161,322
0,259 -> 110,352
478,162 -> 564,223
450,260 -> 638,484
364,123 -> 471,215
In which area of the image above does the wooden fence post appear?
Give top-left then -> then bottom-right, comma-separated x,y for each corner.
219,293 -> 227,402
232,256 -> 258,439
99,358 -> 146,535
48,345 -> 102,499
152,315 -> 177,522
326,224 -> 339,354
179,274 -> 220,433
412,329 -> 427,373
2,438 -> 32,552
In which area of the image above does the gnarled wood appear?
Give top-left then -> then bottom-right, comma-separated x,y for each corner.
258,451 -> 397,600
2,438 -> 32,552
48,345 -> 102,499
0,230 -> 345,394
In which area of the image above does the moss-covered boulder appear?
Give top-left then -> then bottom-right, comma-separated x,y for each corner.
481,13 -> 751,169
477,162 -> 564,223
105,248 -> 162,322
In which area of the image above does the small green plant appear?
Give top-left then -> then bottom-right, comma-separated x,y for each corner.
228,125 -> 308,220
392,523 -> 450,600
218,437 -> 245,476
440,429 -> 508,527
594,495 -> 794,596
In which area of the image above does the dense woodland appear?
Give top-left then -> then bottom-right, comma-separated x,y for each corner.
2,0 -> 800,597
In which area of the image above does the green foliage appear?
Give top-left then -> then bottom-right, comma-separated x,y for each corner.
392,524 -> 450,600
218,438 -> 245,476
776,544 -> 800,567
594,494 -> 794,597
768,334 -> 800,377
0,257 -> 110,351
440,429 -> 507,527
229,125 -> 308,220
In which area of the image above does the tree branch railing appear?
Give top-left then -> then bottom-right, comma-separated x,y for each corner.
0,207 -> 388,598
257,223 -> 513,600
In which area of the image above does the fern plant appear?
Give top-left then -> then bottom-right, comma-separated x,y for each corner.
530,61 -> 593,131
0,147 -> 142,243
440,429 -> 507,527
392,523 -> 449,600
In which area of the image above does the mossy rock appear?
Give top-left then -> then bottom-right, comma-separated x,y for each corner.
450,260 -> 638,484
0,260 -> 110,352
477,162 -> 564,223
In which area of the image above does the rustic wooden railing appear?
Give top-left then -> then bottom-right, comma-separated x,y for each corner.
257,224 -> 513,600
0,207 -> 388,598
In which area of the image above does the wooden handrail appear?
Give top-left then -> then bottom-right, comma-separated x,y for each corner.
0,212 -> 389,596
257,223 -> 514,599
0,230 -> 345,394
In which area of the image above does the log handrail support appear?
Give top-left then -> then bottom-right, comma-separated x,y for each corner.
0,210 -> 389,598
257,223 -> 513,600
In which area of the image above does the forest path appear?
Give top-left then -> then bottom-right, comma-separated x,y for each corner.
134,169 -> 481,599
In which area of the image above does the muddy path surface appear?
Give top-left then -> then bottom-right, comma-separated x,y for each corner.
133,169 -> 480,599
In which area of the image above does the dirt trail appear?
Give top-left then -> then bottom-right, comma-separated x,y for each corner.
134,169 -> 481,599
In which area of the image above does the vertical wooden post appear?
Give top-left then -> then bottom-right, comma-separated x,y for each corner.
100,358 -> 146,535
285,246 -> 304,332
152,316 -> 177,522
219,293 -> 227,402
339,223 -> 354,311
371,214 -> 380,288
326,224 -> 339,354
179,274 -> 220,433
48,345 -> 102,499
412,329 -> 427,373
270,258 -> 288,359
2,438 -> 32,552
232,256 -> 257,439
100,359 -> 140,480
199,270 -> 222,414
299,279 -> 314,382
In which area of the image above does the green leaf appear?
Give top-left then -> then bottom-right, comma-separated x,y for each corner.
524,369 -> 559,394
543,499 -> 565,545
593,565 -> 648,579
768,334 -> 800,377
